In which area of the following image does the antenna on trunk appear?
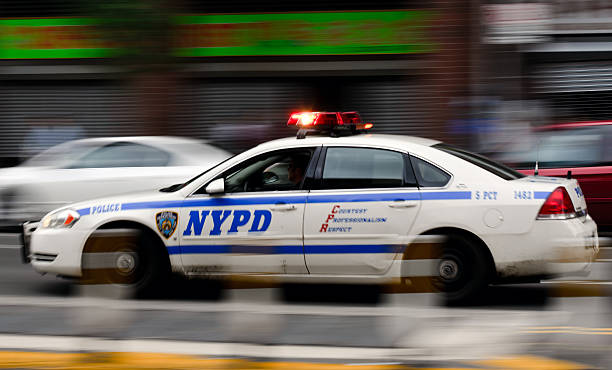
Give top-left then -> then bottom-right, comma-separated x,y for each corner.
534,139 -> 541,176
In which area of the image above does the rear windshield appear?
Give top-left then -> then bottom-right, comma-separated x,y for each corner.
434,144 -> 525,180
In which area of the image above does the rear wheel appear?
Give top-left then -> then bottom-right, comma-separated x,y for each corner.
433,234 -> 490,304
81,228 -> 169,298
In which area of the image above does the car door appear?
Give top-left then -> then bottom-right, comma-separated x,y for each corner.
303,146 -> 421,275
178,147 -> 319,274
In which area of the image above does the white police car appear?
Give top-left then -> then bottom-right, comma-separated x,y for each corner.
26,112 -> 599,302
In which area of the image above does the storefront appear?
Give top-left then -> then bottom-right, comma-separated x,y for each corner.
0,3 -> 473,163
489,0 -> 612,125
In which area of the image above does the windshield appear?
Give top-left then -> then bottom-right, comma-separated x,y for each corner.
164,142 -> 231,165
23,141 -> 98,167
434,144 -> 525,180
159,153 -> 238,192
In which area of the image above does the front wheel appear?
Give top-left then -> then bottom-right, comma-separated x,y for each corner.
81,229 -> 169,298
433,234 -> 490,305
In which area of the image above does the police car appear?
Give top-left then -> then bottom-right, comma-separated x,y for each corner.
26,112 -> 599,302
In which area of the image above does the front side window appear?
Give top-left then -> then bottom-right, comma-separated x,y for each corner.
321,147 -> 405,189
212,148 -> 314,194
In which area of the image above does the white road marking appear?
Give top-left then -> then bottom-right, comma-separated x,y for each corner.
542,280 -> 612,285
0,334 -> 421,361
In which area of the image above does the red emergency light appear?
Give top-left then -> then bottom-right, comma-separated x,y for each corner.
287,111 -> 373,135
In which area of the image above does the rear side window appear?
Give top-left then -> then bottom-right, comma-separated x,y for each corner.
410,156 -> 451,187
321,147 -> 405,189
435,144 -> 525,180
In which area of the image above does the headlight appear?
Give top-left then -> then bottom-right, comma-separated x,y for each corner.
40,209 -> 80,229
0,187 -> 17,210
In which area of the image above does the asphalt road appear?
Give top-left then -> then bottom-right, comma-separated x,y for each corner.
2,240 -> 612,368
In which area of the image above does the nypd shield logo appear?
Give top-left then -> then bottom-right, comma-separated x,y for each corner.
156,211 -> 178,239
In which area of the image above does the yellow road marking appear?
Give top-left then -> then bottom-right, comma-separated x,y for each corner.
523,326 -> 612,335
0,351 -> 593,370
256,362 -> 402,369
548,283 -> 608,297
524,330 -> 612,335
0,351 -> 405,370
474,355 -> 589,370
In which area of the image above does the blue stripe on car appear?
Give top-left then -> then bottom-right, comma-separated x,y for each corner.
169,244 -> 406,255
76,191 -> 472,216
176,245 -> 304,254
306,193 -> 421,203
534,191 -> 551,199
77,208 -> 90,216
420,191 -> 472,200
304,244 -> 406,254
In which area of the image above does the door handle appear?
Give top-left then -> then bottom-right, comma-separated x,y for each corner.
272,202 -> 297,212
387,200 -> 418,208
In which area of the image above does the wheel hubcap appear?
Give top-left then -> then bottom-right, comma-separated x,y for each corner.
116,253 -> 137,275
439,259 -> 459,281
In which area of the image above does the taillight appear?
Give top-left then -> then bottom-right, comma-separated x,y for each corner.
537,187 -> 577,220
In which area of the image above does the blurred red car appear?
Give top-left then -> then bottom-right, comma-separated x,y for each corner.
501,121 -> 612,231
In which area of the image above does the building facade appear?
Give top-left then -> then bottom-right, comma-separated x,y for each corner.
0,0 -> 476,166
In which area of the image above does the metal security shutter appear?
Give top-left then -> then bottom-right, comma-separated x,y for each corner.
173,77 -> 435,153
347,78 -> 437,138
532,61 -> 612,122
0,81 -> 141,161
173,80 -> 311,153
534,61 -> 612,94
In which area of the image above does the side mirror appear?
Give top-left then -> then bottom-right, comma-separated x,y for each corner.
205,178 -> 225,194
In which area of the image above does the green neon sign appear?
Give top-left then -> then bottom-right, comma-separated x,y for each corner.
0,11 -> 436,59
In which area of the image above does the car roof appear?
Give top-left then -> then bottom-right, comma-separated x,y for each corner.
35,136 -> 231,166
537,120 -> 612,131
254,134 -> 441,151
68,136 -> 207,146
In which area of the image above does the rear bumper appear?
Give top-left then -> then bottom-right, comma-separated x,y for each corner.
490,216 -> 599,278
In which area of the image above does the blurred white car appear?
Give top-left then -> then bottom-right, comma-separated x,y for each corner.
0,136 -> 231,229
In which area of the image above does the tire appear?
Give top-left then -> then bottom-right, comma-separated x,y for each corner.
81,228 -> 169,298
433,234 -> 490,305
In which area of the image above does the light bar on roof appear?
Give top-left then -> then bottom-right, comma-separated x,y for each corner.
287,111 -> 371,128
